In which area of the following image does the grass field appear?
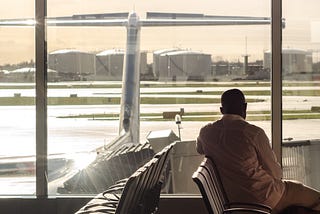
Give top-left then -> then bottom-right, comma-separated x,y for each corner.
56,109 -> 320,121
1,81 -> 319,121
0,80 -> 319,89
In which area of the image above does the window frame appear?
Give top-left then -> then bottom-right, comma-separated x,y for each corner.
35,0 -> 48,198
271,0 -> 283,163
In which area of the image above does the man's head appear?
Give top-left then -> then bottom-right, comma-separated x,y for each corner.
220,89 -> 247,119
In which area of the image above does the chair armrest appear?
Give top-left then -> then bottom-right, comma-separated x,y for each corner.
226,202 -> 272,212
223,207 -> 271,214
103,182 -> 127,193
115,178 -> 129,184
77,207 -> 117,214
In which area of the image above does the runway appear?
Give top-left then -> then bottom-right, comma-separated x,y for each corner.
0,83 -> 319,195
0,82 -> 319,157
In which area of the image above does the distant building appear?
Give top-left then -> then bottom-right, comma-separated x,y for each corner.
153,48 -> 181,78
48,49 -> 96,80
212,61 -> 230,76
154,49 -> 212,81
95,49 -> 124,80
264,48 -> 313,75
0,70 -> 9,81
2,68 -> 58,82
95,49 -> 147,81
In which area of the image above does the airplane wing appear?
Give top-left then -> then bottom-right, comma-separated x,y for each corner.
47,19 -> 127,27
141,12 -> 272,27
0,13 -> 130,27
140,18 -> 270,27
0,18 -> 127,27
0,12 -> 275,28
0,19 -> 36,26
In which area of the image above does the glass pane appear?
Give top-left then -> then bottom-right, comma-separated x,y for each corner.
282,0 -> 320,190
46,0 -> 271,196
0,1 -> 35,195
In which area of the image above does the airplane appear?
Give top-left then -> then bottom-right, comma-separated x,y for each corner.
0,11 -> 282,194
0,11 -> 274,147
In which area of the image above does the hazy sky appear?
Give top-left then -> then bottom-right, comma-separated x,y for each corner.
0,0 -> 319,64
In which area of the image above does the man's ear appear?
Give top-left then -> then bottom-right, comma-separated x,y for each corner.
220,107 -> 224,114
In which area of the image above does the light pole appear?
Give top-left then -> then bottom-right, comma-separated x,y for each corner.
175,114 -> 182,141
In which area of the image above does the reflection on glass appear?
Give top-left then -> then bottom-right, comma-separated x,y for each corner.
46,0 -> 271,196
1,0 -> 272,196
0,2 -> 35,194
282,0 -> 320,190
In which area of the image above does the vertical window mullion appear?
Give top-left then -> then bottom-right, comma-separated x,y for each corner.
35,0 -> 48,198
271,0 -> 283,164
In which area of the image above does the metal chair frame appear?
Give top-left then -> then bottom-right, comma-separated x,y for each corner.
192,157 -> 272,214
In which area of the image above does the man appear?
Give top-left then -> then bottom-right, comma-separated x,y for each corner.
196,88 -> 320,213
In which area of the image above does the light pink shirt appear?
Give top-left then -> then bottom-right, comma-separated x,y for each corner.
196,114 -> 285,208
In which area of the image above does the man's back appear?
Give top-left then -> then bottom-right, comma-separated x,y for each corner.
196,114 -> 284,208
197,89 -> 320,213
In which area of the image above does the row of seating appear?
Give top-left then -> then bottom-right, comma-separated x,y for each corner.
59,143 -> 154,194
76,142 -> 175,214
192,157 -> 317,214
192,157 -> 272,214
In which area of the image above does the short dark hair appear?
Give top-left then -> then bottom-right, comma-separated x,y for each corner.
221,89 -> 246,115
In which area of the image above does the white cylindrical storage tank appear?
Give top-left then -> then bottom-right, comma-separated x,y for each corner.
48,49 -> 96,80
140,51 -> 148,75
264,48 -> 313,75
96,49 -> 148,80
158,50 -> 211,81
153,48 -> 181,78
96,49 -> 124,80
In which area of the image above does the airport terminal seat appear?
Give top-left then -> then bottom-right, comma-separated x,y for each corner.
75,142 -> 175,214
59,142 -> 155,194
192,157 -> 316,214
192,157 -> 272,214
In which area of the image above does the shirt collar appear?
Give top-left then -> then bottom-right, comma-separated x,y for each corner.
222,114 -> 245,121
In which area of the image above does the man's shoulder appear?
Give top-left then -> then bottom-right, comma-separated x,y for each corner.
243,121 -> 265,136
245,121 -> 264,130
201,120 -> 222,129
199,120 -> 222,133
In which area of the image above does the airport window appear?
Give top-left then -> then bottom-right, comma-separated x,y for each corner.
45,0 -> 272,196
0,0 -> 36,195
0,0 -> 318,202
1,0 -> 272,196
281,0 -> 320,191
